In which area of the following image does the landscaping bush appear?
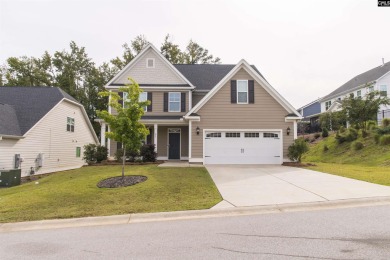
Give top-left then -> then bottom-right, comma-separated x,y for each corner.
383,118 -> 390,127
351,141 -> 364,151
140,144 -> 157,162
367,120 -> 377,130
314,133 -> 321,139
323,144 -> 329,152
335,128 -> 358,144
96,145 -> 108,162
287,138 -> 309,162
380,135 -> 390,145
377,126 -> 390,135
374,134 -> 381,144
115,148 -> 139,162
304,137 -> 310,142
339,126 -> 346,133
83,144 -> 108,163
322,128 -> 329,138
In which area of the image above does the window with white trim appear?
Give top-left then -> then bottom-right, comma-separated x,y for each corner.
139,92 -> 148,112
357,90 -> 361,97
206,132 -> 221,138
380,85 -> 387,97
226,132 -> 240,138
245,133 -> 260,138
237,80 -> 248,104
325,100 -> 331,110
67,117 -> 75,132
146,58 -> 155,68
168,92 -> 181,112
263,133 -> 278,138
123,92 -> 129,108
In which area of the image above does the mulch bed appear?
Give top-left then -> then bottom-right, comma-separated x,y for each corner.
88,161 -> 163,166
282,162 -> 316,167
97,175 -> 148,188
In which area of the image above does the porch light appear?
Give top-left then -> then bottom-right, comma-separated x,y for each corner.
196,126 -> 200,135
286,127 -> 291,136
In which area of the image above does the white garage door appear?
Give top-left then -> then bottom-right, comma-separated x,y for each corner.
204,130 -> 282,164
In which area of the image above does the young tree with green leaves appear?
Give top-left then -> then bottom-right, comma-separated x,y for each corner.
97,78 -> 150,178
342,89 -> 390,134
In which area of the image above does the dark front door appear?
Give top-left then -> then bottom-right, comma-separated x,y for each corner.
168,132 -> 180,159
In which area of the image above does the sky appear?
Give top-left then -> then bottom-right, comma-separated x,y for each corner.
0,0 -> 389,108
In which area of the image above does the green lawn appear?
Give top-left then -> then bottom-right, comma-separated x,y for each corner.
0,165 -> 222,223
302,132 -> 390,185
306,162 -> 390,186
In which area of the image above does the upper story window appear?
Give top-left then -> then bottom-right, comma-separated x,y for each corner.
325,100 -> 332,110
380,85 -> 387,97
357,90 -> 361,97
67,117 -> 75,132
168,92 -> 181,112
146,58 -> 155,68
237,80 -> 248,104
139,92 -> 148,112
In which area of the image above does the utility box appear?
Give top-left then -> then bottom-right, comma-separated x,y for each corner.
37,153 -> 44,167
14,154 -> 21,169
0,169 -> 22,187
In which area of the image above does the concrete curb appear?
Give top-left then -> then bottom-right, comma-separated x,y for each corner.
1,196 -> 390,233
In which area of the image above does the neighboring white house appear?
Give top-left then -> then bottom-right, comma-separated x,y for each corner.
0,87 -> 99,177
319,60 -> 390,124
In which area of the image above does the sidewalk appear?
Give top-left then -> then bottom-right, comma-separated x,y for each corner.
1,196 -> 390,233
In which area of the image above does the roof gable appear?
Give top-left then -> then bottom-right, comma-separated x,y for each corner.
186,60 -> 301,118
322,61 -> 390,101
106,44 -> 194,88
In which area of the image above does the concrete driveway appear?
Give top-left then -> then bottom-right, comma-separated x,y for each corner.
206,165 -> 390,208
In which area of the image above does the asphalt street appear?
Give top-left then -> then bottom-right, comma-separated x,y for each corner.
1,205 -> 390,259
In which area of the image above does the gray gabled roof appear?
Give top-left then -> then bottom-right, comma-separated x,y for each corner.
0,86 -> 78,136
322,61 -> 390,101
173,64 -> 267,91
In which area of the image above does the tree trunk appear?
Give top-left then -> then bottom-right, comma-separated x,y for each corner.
122,144 -> 125,179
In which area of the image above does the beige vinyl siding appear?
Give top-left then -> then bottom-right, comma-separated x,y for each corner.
110,90 -> 189,116
191,68 -> 294,159
192,92 -> 207,106
0,100 -> 97,177
114,49 -> 187,85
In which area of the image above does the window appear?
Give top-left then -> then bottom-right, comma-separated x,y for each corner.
67,117 -> 75,132
325,101 -> 332,110
206,132 -> 221,138
245,133 -> 259,138
369,86 -> 374,93
76,147 -> 81,157
237,80 -> 248,104
357,90 -> 361,97
168,92 -> 181,112
263,133 -> 278,138
123,92 -> 129,108
226,132 -> 240,138
146,58 -> 155,68
380,85 -> 387,97
139,92 -> 148,112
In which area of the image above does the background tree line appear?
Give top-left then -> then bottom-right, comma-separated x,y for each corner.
0,34 -> 221,135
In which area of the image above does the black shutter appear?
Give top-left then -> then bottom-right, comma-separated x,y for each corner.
147,92 -> 152,112
118,92 -> 123,107
249,80 -> 255,104
181,93 -> 186,112
231,80 -> 237,103
164,93 -> 168,112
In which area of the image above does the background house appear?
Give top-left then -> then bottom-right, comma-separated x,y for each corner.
0,87 -> 99,176
320,60 -> 390,124
297,99 -> 321,134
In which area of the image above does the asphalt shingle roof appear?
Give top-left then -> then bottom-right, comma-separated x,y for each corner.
322,61 -> 390,101
0,86 -> 78,136
173,64 -> 266,91
0,103 -> 21,136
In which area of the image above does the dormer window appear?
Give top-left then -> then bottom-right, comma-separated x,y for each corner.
146,58 -> 155,68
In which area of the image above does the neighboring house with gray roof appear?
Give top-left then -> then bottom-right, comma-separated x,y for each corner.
0,86 -> 99,176
319,60 -> 390,124
101,44 -> 301,165
297,99 -> 321,133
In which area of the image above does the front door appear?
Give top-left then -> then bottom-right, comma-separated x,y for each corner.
168,129 -> 181,159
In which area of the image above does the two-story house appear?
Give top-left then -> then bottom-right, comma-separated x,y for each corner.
319,60 -> 390,124
100,44 -> 301,165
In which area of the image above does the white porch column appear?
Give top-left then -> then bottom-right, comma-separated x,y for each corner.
100,122 -> 106,146
154,124 -> 158,152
